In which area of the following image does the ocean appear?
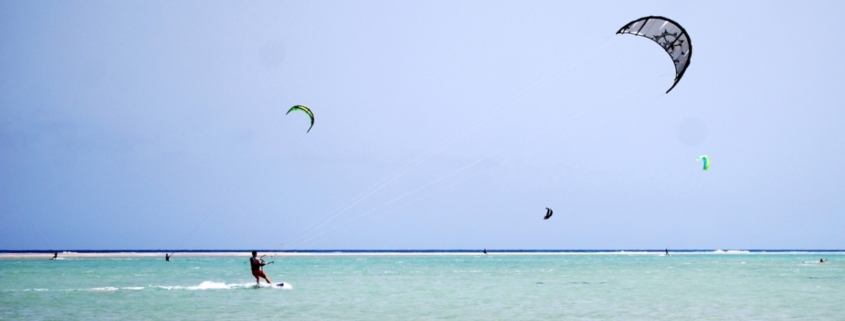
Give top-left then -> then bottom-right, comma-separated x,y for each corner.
1,251 -> 842,320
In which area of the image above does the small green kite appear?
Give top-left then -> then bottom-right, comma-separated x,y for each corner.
286,105 -> 314,133
696,155 -> 710,171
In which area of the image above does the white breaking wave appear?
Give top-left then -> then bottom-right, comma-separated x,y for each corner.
89,287 -> 119,292
712,250 -> 751,254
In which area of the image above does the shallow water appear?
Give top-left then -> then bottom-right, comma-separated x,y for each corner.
1,253 -> 843,320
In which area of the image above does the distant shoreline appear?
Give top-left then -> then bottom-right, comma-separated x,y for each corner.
2,249 -> 844,253
1,249 -> 843,259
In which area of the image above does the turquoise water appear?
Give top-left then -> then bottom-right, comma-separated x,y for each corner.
1,253 -> 843,320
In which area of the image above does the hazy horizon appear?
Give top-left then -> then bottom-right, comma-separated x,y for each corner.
3,1 -> 844,250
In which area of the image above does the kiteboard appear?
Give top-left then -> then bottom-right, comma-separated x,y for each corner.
251,282 -> 286,289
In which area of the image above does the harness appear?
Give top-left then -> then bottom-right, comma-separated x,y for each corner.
250,257 -> 262,271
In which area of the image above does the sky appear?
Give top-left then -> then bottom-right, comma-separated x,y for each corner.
2,1 -> 844,250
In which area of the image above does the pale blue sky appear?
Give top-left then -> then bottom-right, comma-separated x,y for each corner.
2,1 -> 844,250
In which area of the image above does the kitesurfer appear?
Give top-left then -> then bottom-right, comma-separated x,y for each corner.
50,251 -> 57,260
165,253 -> 172,261
820,258 -> 826,263
665,249 -> 669,256
483,248 -> 488,255
250,251 -> 273,285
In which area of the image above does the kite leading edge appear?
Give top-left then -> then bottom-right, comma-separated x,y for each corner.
696,155 -> 710,171
617,16 -> 692,93
287,105 -> 315,133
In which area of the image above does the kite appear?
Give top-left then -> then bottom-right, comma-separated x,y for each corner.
617,16 -> 692,93
286,105 -> 314,133
696,155 -> 710,171
544,207 -> 553,220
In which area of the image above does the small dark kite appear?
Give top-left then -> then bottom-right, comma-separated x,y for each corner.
286,105 -> 315,133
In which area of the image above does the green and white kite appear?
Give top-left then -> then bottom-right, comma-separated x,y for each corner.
696,155 -> 710,171
286,105 -> 314,133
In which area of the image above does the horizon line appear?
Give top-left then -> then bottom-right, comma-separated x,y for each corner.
3,249 -> 845,254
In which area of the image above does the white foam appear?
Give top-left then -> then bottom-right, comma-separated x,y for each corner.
157,281 -> 291,290
712,250 -> 750,254
188,281 -> 231,290
122,287 -> 144,290
614,251 -> 662,255
156,285 -> 181,290
89,287 -> 119,292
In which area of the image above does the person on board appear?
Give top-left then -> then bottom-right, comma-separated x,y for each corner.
165,253 -> 172,261
820,258 -> 826,263
250,251 -> 273,285
50,252 -> 58,260
665,249 -> 669,256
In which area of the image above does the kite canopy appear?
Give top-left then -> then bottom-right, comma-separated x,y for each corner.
286,105 -> 314,133
696,155 -> 710,171
617,16 -> 692,93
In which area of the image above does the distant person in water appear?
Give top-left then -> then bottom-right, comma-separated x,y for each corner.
165,253 -> 172,261
820,258 -> 826,263
483,248 -> 488,255
665,249 -> 669,256
250,251 -> 272,285
50,252 -> 57,260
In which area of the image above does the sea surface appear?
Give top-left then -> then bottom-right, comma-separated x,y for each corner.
1,251 -> 843,320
